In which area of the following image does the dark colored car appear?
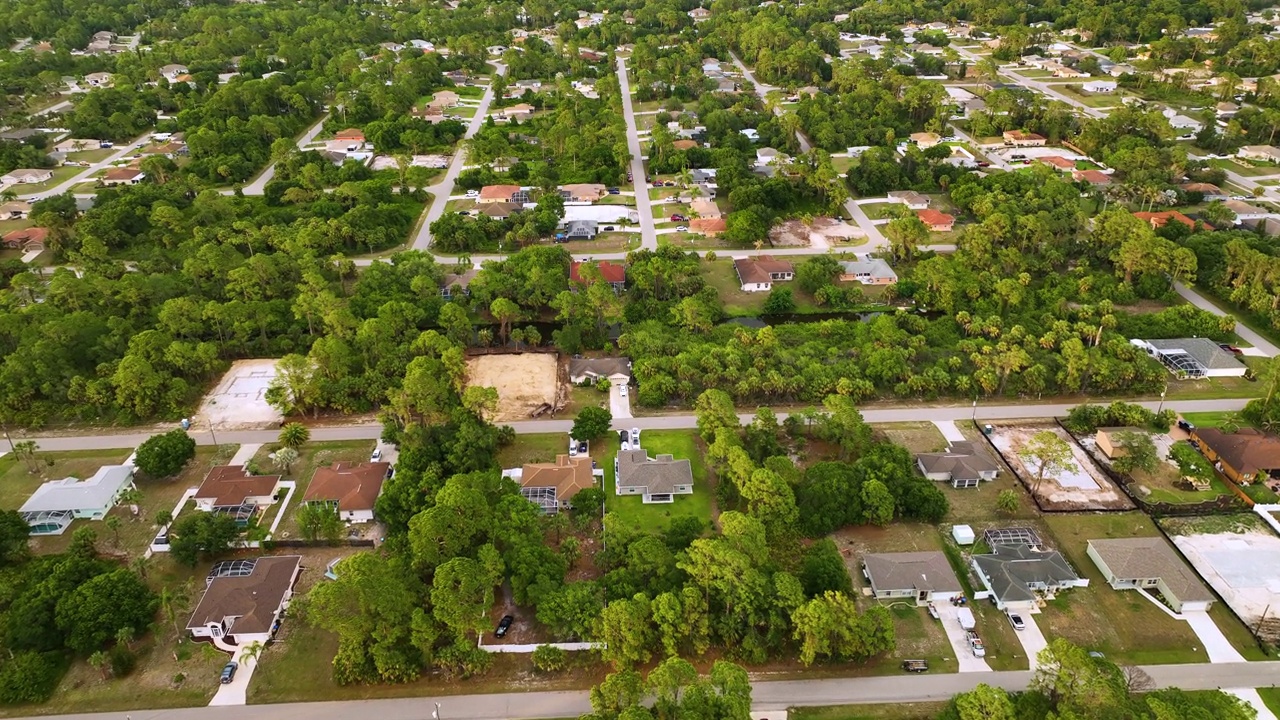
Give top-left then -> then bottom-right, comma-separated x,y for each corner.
607,187 -> 621,194
603,225 -> 615,231
495,615 -> 515,638
576,441 -> 587,455
220,661 -> 238,684
1177,419 -> 1194,432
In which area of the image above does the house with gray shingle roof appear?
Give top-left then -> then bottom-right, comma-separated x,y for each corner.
615,449 -> 693,503
1087,537 -> 1215,613
916,442 -> 1000,488
972,544 -> 1088,611
862,552 -> 962,605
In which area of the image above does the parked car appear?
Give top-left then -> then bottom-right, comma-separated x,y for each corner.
370,448 -> 382,461
577,441 -> 588,455
901,659 -> 929,673
495,615 -> 514,638
465,189 -> 479,197
568,439 -> 579,456
1007,612 -> 1026,631
675,225 -> 688,232
630,428 -> 640,445
456,210 -> 470,215
220,661 -> 238,684
1218,343 -> 1244,355
619,384 -> 628,398
607,187 -> 621,194
1177,419 -> 1194,432
603,225 -> 615,231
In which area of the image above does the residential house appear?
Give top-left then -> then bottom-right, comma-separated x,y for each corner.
499,103 -> 536,121
563,219 -> 598,240
1190,427 -> 1280,485
568,357 -> 631,385
755,147 -> 780,167
1,168 -> 53,185
0,201 -> 32,220
1108,63 -> 1137,77
515,455 -> 596,513
101,168 -> 145,186
379,41 -> 405,54
333,128 -> 366,145
1237,145 -> 1280,162
440,268 -> 479,299
429,90 -> 460,108
1224,199 -> 1267,220
1087,538 -> 1215,613
571,260 -> 625,292
476,201 -> 523,220
971,544 -> 1088,611
688,7 -> 711,21
887,190 -> 930,210
1180,182 -> 1228,201
838,258 -> 897,285
159,64 -> 189,81
740,128 -> 760,142
1133,210 -> 1203,230
1073,169 -> 1113,186
2,227 -> 48,251
84,72 -> 113,87
615,449 -> 694,503
187,556 -> 302,645
916,441 -> 1000,488
1132,337 -> 1247,379
917,208 -> 955,232
1217,102 -> 1240,118
691,198 -> 722,218
1037,156 -> 1076,171
733,256 -> 794,292
478,184 -> 529,204
1095,427 -> 1146,459
193,466 -> 284,522
302,462 -> 391,523
862,552 -> 963,606
1003,130 -> 1047,147
560,183 -> 607,203
19,465 -> 136,535
909,132 -> 942,148
54,138 -> 100,153
1167,114 -> 1203,137
689,217 -> 727,237
1082,80 -> 1117,93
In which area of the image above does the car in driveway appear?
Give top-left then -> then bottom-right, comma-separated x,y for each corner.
495,615 -> 514,638
619,384 -> 628,398
630,427 -> 640,445
370,448 -> 382,461
675,225 -> 688,232
220,661 -> 238,684
1007,611 -> 1026,631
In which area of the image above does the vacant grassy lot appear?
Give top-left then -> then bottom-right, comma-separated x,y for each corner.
563,233 -> 640,253
251,440 -> 377,539
874,422 -> 946,453
790,703 -> 949,720
1038,513 -> 1210,664
1179,411 -> 1245,428
860,203 -> 904,220
605,430 -> 713,533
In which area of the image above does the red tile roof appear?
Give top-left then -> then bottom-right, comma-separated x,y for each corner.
690,217 -> 727,234
1037,156 -> 1075,170
334,128 -> 365,142
917,208 -> 955,228
1134,210 -> 1206,230
1073,169 -> 1112,185
571,260 -> 626,284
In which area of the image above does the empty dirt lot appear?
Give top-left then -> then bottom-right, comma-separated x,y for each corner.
465,353 -> 561,421
1166,517 -> 1280,643
989,424 -> 1134,511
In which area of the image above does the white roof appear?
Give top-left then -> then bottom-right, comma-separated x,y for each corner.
20,465 -> 133,513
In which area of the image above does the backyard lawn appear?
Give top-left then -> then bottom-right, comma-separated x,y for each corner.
605,430 -> 713,533
250,440 -> 376,540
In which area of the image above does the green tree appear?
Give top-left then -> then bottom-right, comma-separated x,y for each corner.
278,422 -> 310,449
55,569 -> 157,656
297,502 -> 344,542
1021,430 -> 1077,495
800,538 -> 853,597
816,395 -> 873,459
134,430 -> 196,479
762,286 -> 796,314
0,510 -> 31,566
951,683 -> 1016,720
791,592 -> 895,665
1110,431 -> 1159,475
996,489 -> 1020,516
572,406 -> 613,441
860,479 -> 895,526
531,644 -> 567,672
432,555 -> 499,641
595,593 -> 655,669
168,512 -> 240,567
694,389 -> 739,443
273,446 -> 300,475
11,441 -> 42,474
884,216 -> 928,262
1031,638 -> 1127,716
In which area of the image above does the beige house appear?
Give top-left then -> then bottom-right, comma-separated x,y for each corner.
1238,145 -> 1280,162
560,183 -> 607,203
691,198 -> 721,218
1003,130 -> 1047,147
1094,427 -> 1145,459
1087,537 -> 1215,613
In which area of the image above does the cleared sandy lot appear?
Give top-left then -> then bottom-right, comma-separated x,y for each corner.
989,424 -> 1133,511
195,358 -> 284,430
1167,520 -> 1280,643
465,353 -> 561,421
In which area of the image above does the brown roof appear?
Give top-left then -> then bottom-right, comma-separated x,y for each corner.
2,227 -> 48,246
477,201 -> 523,218
520,455 -> 595,501
673,139 -> 698,150
917,208 -> 955,227
1194,428 -> 1280,475
1180,182 -> 1223,195
334,128 -> 365,142
734,256 -> 793,284
479,184 -> 521,201
1134,210 -> 1203,230
690,217 -> 727,235
303,462 -> 389,512
186,556 -> 301,635
1074,169 -> 1112,185
571,260 -> 626,284
196,466 -> 282,507
103,168 -> 143,181
1004,130 -> 1045,141
1037,156 -> 1075,169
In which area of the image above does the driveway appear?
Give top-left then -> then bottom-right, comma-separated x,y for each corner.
1182,609 -> 1245,663
1011,612 -> 1048,670
932,420 -> 966,444
208,643 -> 259,706
1174,282 -> 1279,357
933,603 -> 992,673
609,381 -> 632,420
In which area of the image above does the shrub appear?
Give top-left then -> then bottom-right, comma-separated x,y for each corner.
531,645 -> 567,673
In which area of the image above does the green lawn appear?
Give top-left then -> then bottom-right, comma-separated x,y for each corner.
65,149 -> 115,164
605,430 -> 713,533
12,165 -> 82,193
1258,687 -> 1280,716
1179,411 -> 1246,428
1208,158 -> 1280,178
250,440 -> 376,540
496,432 -> 572,469
789,703 -> 949,720
0,448 -> 132,553
860,203 -> 904,220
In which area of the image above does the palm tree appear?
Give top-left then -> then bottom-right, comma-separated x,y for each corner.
104,515 -> 123,548
278,422 -> 310,449
88,651 -> 110,680
240,640 -> 265,667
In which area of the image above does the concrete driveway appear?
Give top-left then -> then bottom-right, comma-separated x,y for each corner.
933,420 -> 966,443
933,603 -> 991,673
609,381 -> 633,420
1182,609 -> 1245,663
208,644 -> 259,706
1011,611 -> 1048,670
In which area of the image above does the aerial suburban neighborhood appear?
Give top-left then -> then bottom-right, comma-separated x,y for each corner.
1,1 -> 1280,720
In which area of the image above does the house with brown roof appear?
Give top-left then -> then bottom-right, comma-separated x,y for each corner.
733,256 -> 794,292
333,128 -> 366,143
499,103 -> 536,121
673,139 -> 699,151
476,201 -> 523,219
428,90 -> 460,108
1037,156 -> 1075,171
1133,210 -> 1203,230
303,462 -> 390,523
917,208 -> 955,232
1180,182 -> 1228,201
0,201 -> 31,220
515,455 -> 597,513
560,183 -> 607,203
909,132 -> 942,149
478,184 -> 529,203
690,198 -> 722,218
1073,169 -> 1112,186
1094,427 -> 1146,459
689,217 -> 727,236
194,466 -> 284,520
571,260 -> 626,293
1087,537 -> 1214,613
102,168 -> 145,186
187,556 -> 302,645
1190,427 -> 1280,485
2,227 -> 48,251
1003,130 -> 1047,147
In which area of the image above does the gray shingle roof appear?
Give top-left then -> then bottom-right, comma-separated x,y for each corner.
1087,537 -> 1214,603
863,551 -> 962,595
973,544 -> 1080,603
617,449 -> 692,495
916,441 -> 1000,481
1145,337 -> 1245,371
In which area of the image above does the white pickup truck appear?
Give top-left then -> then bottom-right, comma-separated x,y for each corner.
966,630 -> 986,658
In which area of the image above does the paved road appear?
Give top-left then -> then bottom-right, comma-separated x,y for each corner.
411,63 -> 505,252
19,398 -> 1252,451
17,132 -> 151,201
950,47 -> 1105,121
1174,281 -> 1279,357
230,114 -> 330,196
15,661 -> 1280,720
615,56 -> 658,251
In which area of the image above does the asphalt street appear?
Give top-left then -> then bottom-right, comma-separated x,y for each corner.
15,662 -> 1280,720
18,397 -> 1253,451
616,55 -> 658,251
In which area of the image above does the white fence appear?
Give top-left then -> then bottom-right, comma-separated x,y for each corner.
478,641 -> 601,654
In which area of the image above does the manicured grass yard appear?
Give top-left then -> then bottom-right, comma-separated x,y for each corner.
496,432 -> 572,469
605,430 -> 713,533
1038,513 -> 1211,665
250,440 -> 376,540
860,203 -> 904,220
1258,687 -> 1280,715
1179,411 -> 1245,428
789,703 -> 948,720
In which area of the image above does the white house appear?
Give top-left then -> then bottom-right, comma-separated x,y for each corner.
1082,80 -> 1117,93
1,168 -> 54,185
19,465 -> 136,535
1086,538 -> 1215,614
740,128 -> 760,142
615,449 -> 694,504
733,256 -> 793,292
187,556 -> 302,646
